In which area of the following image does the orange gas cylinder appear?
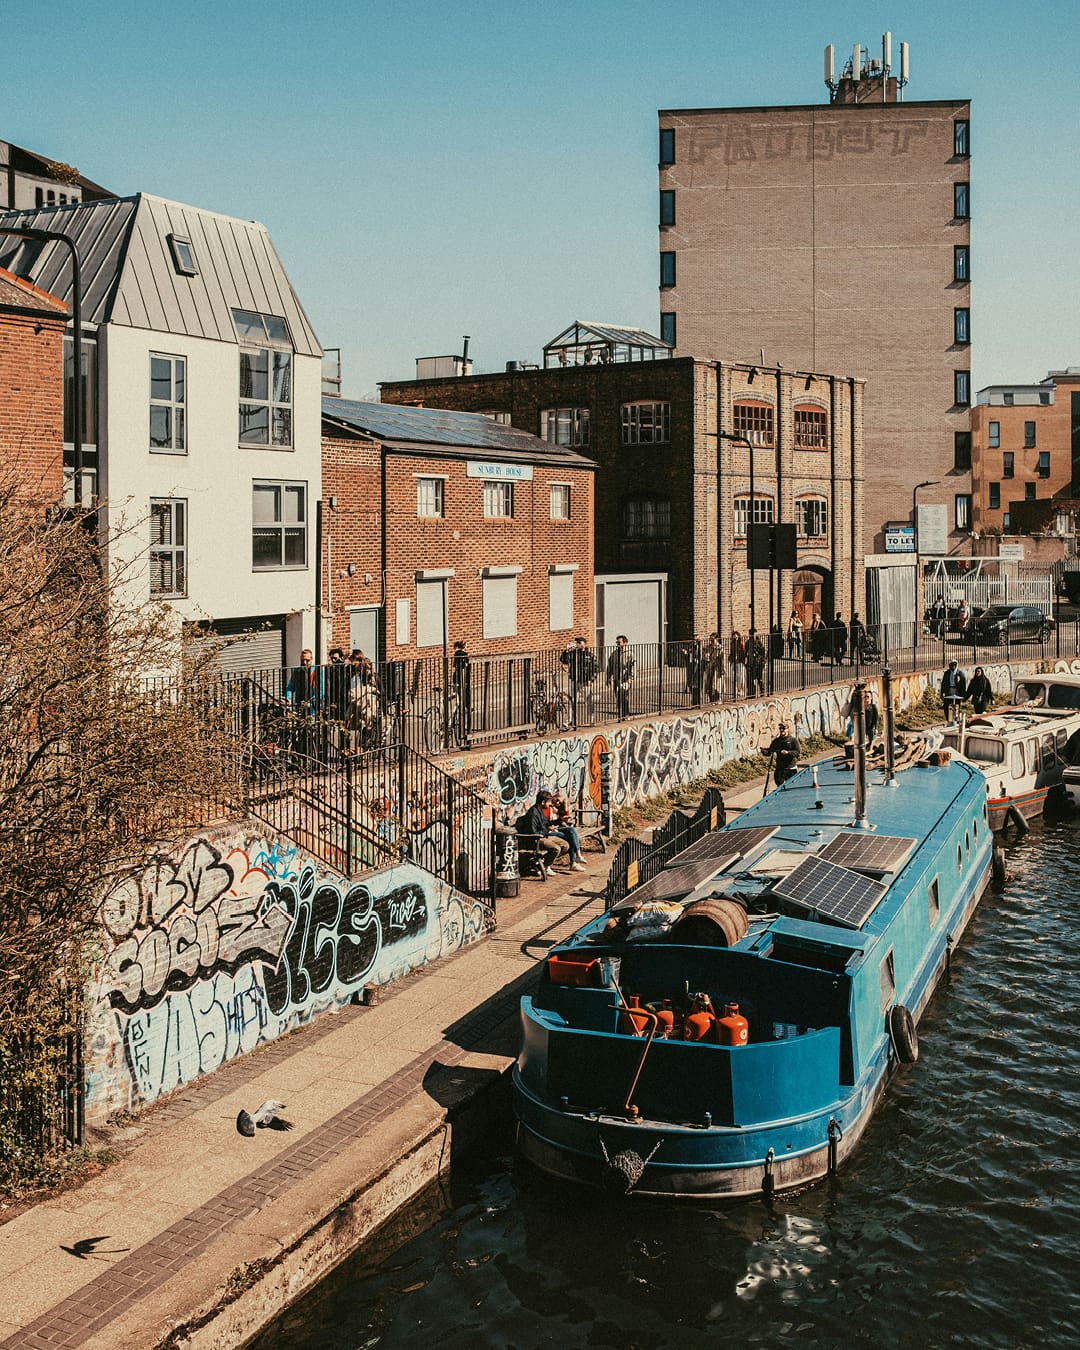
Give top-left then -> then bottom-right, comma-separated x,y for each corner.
650,999 -> 676,1038
618,994 -> 651,1036
715,1002 -> 749,1046
682,996 -> 716,1042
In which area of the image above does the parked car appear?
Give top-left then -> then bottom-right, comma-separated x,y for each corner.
970,604 -> 1055,645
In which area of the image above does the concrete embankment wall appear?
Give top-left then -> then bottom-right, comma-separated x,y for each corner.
84,657 -> 1042,1124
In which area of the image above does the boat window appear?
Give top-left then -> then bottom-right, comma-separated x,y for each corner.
928,877 -> 940,928
879,949 -> 896,1011
965,830 -> 970,857
964,736 -> 1004,764
957,843 -> 963,872
1027,739 -> 1039,772
1056,730 -> 1068,755
972,816 -> 978,840
983,802 -> 989,822
1042,734 -> 1056,769
1011,744 -> 1024,778
1046,684 -> 1080,710
942,732 -> 960,751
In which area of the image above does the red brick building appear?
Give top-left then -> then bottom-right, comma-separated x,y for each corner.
321,399 -> 595,660
0,266 -> 66,504
380,333 -> 863,640
971,368 -> 1080,548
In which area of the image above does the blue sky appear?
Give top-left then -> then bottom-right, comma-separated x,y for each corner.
7,0 -> 1078,396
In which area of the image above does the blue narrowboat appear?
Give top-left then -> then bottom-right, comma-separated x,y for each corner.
514,736 -> 994,1199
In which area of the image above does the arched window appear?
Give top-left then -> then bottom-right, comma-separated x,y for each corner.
733,495 -> 774,538
733,401 -> 773,447
793,404 -> 828,449
796,496 -> 829,538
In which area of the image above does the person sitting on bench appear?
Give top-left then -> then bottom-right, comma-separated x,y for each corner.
517,790 -> 570,875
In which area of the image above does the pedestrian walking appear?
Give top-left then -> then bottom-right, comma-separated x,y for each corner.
747,629 -> 766,697
787,609 -> 804,659
685,636 -> 704,705
560,635 -> 598,724
730,630 -> 747,698
941,659 -> 967,723
452,639 -> 471,742
704,631 -> 723,701
968,665 -> 992,714
762,720 -> 802,785
605,635 -> 635,720
810,612 -> 828,663
832,613 -> 848,663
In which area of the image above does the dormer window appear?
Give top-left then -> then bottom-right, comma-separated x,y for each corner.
167,234 -> 198,276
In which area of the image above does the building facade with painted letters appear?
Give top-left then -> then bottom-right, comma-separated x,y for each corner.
656,61 -> 972,560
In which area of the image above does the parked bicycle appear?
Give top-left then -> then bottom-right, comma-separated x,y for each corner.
531,675 -> 573,736
421,685 -> 464,753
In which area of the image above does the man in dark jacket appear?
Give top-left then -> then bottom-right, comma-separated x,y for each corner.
941,660 -> 967,723
517,791 -> 570,874
762,721 -> 802,785
560,635 -> 598,724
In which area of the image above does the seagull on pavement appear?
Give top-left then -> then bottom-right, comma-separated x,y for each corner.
236,1100 -> 293,1136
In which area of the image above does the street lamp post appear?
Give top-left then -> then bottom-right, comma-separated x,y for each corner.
912,480 -> 938,647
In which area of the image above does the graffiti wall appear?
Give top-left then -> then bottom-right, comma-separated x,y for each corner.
84,829 -> 490,1121
481,675 -> 939,816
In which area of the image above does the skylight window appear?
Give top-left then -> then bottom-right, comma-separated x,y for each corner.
167,234 -> 198,276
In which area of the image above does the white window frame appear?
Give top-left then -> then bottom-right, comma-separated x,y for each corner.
541,408 -> 590,447
233,309 -> 294,448
483,480 -> 514,518
733,495 -> 775,538
796,496 -> 829,539
252,480 -> 307,571
149,353 -> 186,454
150,498 -> 187,598
621,401 -> 671,445
793,406 -> 828,449
550,483 -> 571,520
416,476 -> 445,517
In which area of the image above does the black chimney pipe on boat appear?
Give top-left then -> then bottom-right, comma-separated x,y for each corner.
852,680 -> 868,826
882,668 -> 897,785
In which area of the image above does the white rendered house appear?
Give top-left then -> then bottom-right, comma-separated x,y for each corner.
0,193 -> 323,667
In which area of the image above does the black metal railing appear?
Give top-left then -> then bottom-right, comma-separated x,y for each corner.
605,788 -> 727,910
0,985 -> 84,1166
242,736 -> 495,899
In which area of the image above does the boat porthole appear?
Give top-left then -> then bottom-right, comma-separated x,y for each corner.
983,802 -> 989,822
957,843 -> 962,872
965,830 -> 970,857
973,817 -> 978,840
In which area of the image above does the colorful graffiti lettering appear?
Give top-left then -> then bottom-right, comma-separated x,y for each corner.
86,833 -> 489,1120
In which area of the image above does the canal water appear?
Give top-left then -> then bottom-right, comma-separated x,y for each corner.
253,820 -> 1079,1350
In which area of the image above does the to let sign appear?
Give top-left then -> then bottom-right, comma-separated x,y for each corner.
885,526 -> 916,554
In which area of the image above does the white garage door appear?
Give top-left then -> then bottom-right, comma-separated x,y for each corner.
603,580 -> 662,646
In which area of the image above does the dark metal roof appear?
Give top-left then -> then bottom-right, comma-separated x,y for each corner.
322,398 -> 597,468
0,194 -> 320,354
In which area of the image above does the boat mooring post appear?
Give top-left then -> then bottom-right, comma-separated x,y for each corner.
882,668 -> 897,786
852,680 -> 870,827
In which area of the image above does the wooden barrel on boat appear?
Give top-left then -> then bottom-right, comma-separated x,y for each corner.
671,898 -> 748,947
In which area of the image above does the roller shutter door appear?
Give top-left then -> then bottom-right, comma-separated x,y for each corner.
188,615 -> 287,675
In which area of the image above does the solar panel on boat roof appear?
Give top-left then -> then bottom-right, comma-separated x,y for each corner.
664,833 -> 741,867
627,857 -> 732,906
773,855 -> 886,930
716,824 -> 778,857
818,832 -> 916,874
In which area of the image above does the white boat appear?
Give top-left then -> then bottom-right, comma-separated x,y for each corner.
941,704 -> 1080,830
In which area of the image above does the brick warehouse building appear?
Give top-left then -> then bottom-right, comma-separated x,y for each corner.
321,399 -> 595,661
0,266 -> 66,503
656,43 -> 972,577
380,329 -> 863,640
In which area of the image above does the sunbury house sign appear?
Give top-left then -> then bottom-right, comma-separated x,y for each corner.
466,461 -> 534,481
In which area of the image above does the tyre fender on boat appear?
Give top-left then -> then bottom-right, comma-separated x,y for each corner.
889,1004 -> 919,1064
671,898 -> 749,947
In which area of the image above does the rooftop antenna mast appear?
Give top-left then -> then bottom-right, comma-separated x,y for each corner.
824,33 -> 909,104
